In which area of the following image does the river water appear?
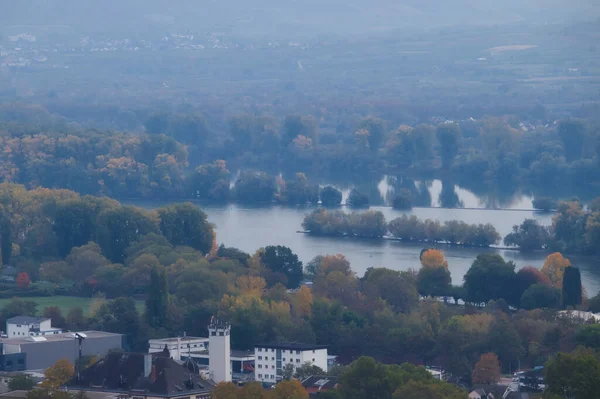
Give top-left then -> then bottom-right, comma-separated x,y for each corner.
130,179 -> 600,295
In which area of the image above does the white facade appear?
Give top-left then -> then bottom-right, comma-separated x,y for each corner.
148,336 -> 209,361
208,319 -> 231,383
254,344 -> 328,384
6,317 -> 62,337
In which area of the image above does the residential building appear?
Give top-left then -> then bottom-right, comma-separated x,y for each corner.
254,343 -> 328,384
0,331 -> 123,370
6,317 -> 62,338
64,351 -> 214,399
148,336 -> 208,361
301,375 -> 338,395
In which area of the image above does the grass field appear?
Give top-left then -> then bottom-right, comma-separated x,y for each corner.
0,296 -> 144,316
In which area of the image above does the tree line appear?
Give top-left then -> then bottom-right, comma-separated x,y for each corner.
504,197 -> 600,255
302,209 -> 501,247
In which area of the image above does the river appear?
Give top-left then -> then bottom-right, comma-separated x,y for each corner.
129,178 -> 600,295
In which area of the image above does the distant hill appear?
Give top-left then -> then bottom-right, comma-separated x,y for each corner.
1,0 -> 599,38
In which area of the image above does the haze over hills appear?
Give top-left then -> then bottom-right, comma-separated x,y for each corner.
2,0 -> 600,38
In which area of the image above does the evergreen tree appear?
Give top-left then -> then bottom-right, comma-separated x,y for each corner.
146,266 -> 169,328
0,210 -> 12,265
562,266 -> 582,308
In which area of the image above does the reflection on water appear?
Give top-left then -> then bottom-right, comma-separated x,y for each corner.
129,198 -> 600,296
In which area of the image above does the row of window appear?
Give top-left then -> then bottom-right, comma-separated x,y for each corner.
257,374 -> 275,379
256,348 -> 306,354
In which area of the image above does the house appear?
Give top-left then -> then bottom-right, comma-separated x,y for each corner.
6,317 -> 62,338
469,388 -> 495,399
254,343 -> 328,384
557,310 -> 600,323
64,351 -> 215,399
0,331 -> 123,370
301,375 -> 338,395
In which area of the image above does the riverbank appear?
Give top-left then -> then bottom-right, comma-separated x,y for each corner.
296,230 -> 522,251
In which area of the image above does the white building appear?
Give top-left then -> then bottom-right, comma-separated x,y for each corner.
6,316 -> 62,337
208,318 -> 231,383
254,343 -> 328,384
148,335 -> 209,361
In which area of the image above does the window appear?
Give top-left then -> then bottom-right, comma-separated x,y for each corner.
258,356 -> 262,360
271,357 -> 274,361
282,358 -> 285,362
312,350 -> 315,353
211,331 -> 216,336
16,325 -> 21,327
312,359 -> 315,362
258,348 -> 262,352
272,365 -> 275,369
258,374 -> 262,378
296,359 -> 300,363
271,375 -> 275,379
219,331 -> 224,336
258,364 -> 262,369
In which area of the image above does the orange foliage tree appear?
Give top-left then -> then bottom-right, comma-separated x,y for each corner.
472,353 -> 501,384
16,271 -> 31,288
420,249 -> 449,269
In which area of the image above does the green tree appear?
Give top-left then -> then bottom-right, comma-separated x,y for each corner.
234,171 -> 275,204
463,254 -> 517,306
436,123 -> 462,168
90,297 -> 142,350
320,186 -> 342,207
417,266 -> 451,298
294,362 -> 325,380
52,200 -> 97,257
363,268 -> 418,313
532,197 -> 556,212
96,206 -> 158,263
520,283 -> 561,310
357,116 -> 387,150
157,203 -> 214,254
146,265 -> 169,329
0,211 -> 12,265
545,348 -> 600,399
562,266 -> 582,308
347,189 -> 369,208
557,119 -> 586,162
503,219 -> 549,251
0,298 -> 37,328
575,325 -> 600,349
392,380 -> 467,399
260,245 -> 303,289
8,374 -> 36,391
392,189 -> 413,210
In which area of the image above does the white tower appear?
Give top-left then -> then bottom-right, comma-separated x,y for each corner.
208,317 -> 231,383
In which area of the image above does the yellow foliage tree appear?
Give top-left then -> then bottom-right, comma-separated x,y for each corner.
420,249 -> 448,269
319,254 -> 353,277
273,379 -> 309,399
236,275 -> 267,297
294,285 -> 313,318
541,252 -> 571,288
211,381 -> 239,399
41,359 -> 74,390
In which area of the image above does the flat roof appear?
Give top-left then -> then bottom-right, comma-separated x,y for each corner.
0,331 -> 122,345
6,316 -> 49,325
255,343 -> 328,351
149,336 -> 208,343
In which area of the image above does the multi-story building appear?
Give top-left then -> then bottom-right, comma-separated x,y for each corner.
6,317 -> 62,338
254,343 -> 328,384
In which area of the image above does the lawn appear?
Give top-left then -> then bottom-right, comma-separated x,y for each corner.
0,296 -> 144,316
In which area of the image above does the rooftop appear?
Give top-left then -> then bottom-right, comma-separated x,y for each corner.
1,331 -> 121,345
255,343 -> 328,351
6,316 -> 49,325
65,351 -> 215,397
150,336 -> 208,343
301,375 -> 338,390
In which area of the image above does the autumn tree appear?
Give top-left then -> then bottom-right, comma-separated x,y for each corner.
420,249 -> 448,269
41,359 -> 74,390
212,381 -> 239,399
541,252 -> 571,288
294,285 -> 313,318
236,275 -> 267,297
471,353 -> 501,384
273,379 -> 309,399
16,272 -> 31,288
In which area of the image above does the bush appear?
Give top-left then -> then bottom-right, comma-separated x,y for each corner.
520,284 -> 561,310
